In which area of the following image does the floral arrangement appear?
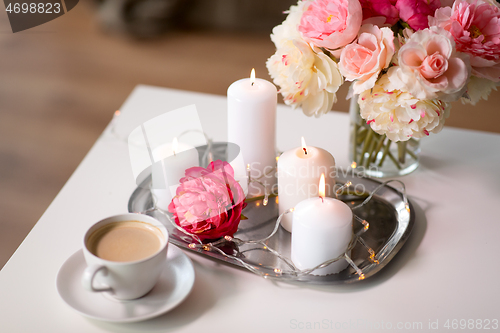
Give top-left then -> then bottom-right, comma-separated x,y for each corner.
267,0 -> 500,144
168,160 -> 247,241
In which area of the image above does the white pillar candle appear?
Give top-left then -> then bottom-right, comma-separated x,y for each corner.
151,138 -> 199,210
227,69 -> 277,197
291,174 -> 352,276
277,137 -> 336,232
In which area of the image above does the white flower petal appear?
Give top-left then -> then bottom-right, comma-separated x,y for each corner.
358,74 -> 450,142
267,38 -> 343,117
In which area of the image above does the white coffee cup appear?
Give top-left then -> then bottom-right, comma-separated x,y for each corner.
81,213 -> 169,300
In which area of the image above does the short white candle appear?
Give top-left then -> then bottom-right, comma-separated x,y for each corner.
277,137 -> 336,232
291,174 -> 352,276
151,138 -> 199,210
227,69 -> 277,197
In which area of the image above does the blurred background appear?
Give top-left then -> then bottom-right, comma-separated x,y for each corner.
0,0 -> 499,269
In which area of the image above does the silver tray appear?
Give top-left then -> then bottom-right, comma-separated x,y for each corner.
128,143 -> 415,284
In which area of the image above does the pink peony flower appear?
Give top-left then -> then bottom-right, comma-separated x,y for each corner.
430,0 -> 500,82
396,0 -> 441,30
339,24 -> 395,94
168,160 -> 247,241
360,0 -> 399,26
298,0 -> 363,51
390,26 -> 470,101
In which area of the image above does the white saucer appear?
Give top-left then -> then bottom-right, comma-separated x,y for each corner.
56,244 -> 194,323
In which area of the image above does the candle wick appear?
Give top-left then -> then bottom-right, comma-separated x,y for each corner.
251,82 -> 254,86
303,148 -> 308,155
320,196 -> 324,203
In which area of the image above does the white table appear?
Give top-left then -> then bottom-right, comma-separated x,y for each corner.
1,85 -> 499,332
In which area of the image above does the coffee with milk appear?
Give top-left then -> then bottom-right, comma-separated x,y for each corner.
86,221 -> 164,262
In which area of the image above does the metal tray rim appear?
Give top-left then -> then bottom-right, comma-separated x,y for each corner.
128,171 -> 415,284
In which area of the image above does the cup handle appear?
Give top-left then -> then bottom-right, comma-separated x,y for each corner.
81,265 -> 113,293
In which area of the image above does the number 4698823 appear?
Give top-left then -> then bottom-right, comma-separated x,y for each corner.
6,3 -> 61,14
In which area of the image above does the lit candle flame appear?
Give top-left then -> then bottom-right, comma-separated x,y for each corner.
301,136 -> 308,155
172,137 -> 178,156
250,68 -> 256,86
319,173 -> 325,199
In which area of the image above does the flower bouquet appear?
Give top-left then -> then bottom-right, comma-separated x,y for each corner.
267,0 -> 500,176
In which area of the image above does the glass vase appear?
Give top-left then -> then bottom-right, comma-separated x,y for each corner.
349,96 -> 420,178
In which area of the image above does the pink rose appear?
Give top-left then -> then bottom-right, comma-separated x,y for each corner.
430,0 -> 500,82
339,24 -> 395,94
391,26 -> 470,101
360,0 -> 399,26
298,0 -> 363,50
168,160 -> 247,241
396,0 -> 441,30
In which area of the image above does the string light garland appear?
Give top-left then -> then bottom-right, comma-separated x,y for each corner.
109,112 -> 410,281
150,175 -> 410,281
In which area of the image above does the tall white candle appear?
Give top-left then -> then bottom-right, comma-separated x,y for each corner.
151,138 -> 199,210
277,137 -> 336,232
227,69 -> 277,197
291,174 -> 352,276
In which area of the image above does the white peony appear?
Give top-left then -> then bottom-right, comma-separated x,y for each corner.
358,69 -> 450,142
461,75 -> 500,105
267,38 -> 343,117
270,1 -> 307,48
